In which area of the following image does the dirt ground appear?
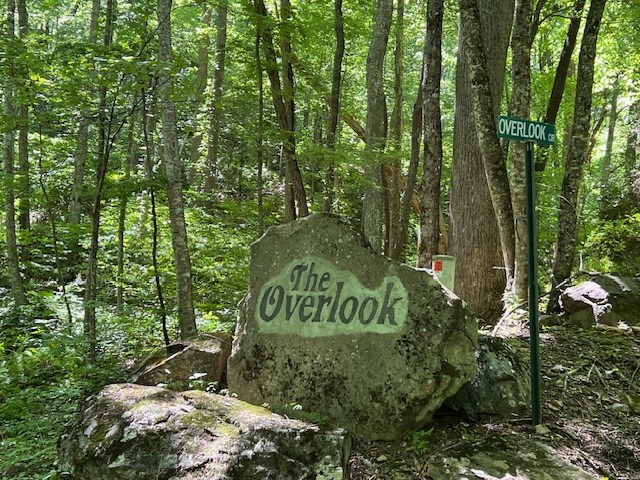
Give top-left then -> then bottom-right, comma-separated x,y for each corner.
347,324 -> 640,480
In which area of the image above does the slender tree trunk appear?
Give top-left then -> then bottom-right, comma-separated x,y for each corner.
116,112 -> 136,310
84,0 -> 115,362
417,0 -> 444,268
16,0 -> 29,231
323,0 -> 345,213
385,0 -> 404,256
143,88 -> 170,347
281,0 -> 308,219
451,0 -> 514,319
363,0 -> 393,253
548,0 -> 607,313
254,0 -> 307,220
601,83 -> 618,206
188,5 -> 211,185
204,1 -> 226,194
69,0 -> 100,225
509,0 -> 532,301
256,31 -> 265,236
3,0 -> 26,306
626,103 -> 639,207
537,0 -> 585,172
157,0 -> 197,339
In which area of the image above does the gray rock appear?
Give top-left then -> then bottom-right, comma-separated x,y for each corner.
445,335 -> 530,420
227,214 -> 477,440
130,333 -> 232,391
427,432 -> 594,480
561,275 -> 640,327
58,383 -> 349,480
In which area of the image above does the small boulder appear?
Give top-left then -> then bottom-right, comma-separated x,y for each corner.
561,275 -> 640,327
227,214 -> 477,441
58,383 -> 350,480
445,335 -> 530,420
130,333 -> 232,391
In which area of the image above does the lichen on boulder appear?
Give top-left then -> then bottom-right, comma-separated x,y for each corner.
227,213 -> 478,440
57,383 -> 350,480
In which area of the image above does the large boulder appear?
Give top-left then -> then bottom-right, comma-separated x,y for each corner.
130,333 -> 232,391
445,335 -> 530,420
227,214 -> 477,440
560,275 -> 640,327
58,383 -> 350,480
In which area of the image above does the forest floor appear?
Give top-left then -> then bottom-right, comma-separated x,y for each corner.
348,324 -> 640,480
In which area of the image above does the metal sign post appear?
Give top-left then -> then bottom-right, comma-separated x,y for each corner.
525,141 -> 542,426
497,116 -> 554,426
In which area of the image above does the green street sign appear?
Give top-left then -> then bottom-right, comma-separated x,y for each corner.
497,116 -> 556,146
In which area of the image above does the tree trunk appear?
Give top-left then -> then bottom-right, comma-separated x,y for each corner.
281,0 -> 308,219
16,0 -> 29,231
548,0 -> 607,313
3,0 -> 27,306
363,0 -> 393,253
188,5 -> 211,185
117,112 -> 136,310
509,0 -> 532,301
385,0 -> 404,256
254,0 -> 308,220
601,83 -> 618,207
323,0 -> 345,213
157,0 -> 197,339
84,0 -> 115,362
416,0 -> 444,268
69,0 -> 100,225
204,1 -> 226,194
451,0 -> 514,319
143,88 -> 170,347
256,31 -> 265,236
625,103 -> 639,207
537,0 -> 585,172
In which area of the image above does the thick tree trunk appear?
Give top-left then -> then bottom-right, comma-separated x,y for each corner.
451,0 -> 514,319
363,0 -> 393,253
509,0 -> 532,301
157,0 -> 197,339
548,0 -> 607,313
3,0 -> 26,306
322,0 -> 345,213
416,0 -> 444,268
204,2 -> 226,194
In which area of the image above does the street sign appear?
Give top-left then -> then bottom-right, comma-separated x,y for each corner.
496,114 -> 557,427
497,116 -> 556,146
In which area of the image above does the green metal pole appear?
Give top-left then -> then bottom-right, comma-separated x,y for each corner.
525,141 -> 542,425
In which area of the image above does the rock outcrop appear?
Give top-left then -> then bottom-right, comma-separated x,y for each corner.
58,383 -> 349,480
130,333 -> 232,391
445,335 -> 530,420
560,275 -> 640,327
227,214 -> 477,440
